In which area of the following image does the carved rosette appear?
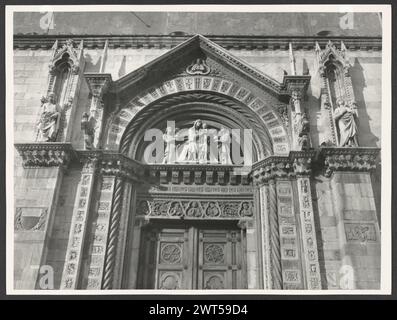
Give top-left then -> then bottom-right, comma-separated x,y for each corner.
319,147 -> 380,177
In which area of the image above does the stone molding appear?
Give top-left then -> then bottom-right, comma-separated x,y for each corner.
13,35 -> 382,51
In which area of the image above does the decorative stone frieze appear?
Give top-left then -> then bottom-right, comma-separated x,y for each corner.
136,199 -> 254,219
319,147 -> 380,177
252,151 -> 316,184
14,143 -> 75,168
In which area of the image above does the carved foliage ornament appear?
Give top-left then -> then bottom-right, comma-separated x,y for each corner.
137,200 -> 253,219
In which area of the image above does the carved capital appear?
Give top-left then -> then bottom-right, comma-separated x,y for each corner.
290,150 -> 316,176
252,157 -> 293,185
85,73 -> 112,98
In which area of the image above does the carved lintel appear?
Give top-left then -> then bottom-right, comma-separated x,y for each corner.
241,174 -> 250,185
230,173 -> 237,185
217,171 -> 226,185
160,171 -> 168,184
183,171 -> 191,184
14,143 -> 75,168
319,147 -> 380,177
171,171 -> 179,184
206,171 -> 214,184
194,171 -> 202,184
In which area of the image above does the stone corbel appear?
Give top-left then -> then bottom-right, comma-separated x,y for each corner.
84,73 -> 113,149
319,147 -> 380,178
252,156 -> 293,186
14,143 -> 76,168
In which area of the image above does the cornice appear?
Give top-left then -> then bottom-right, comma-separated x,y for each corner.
13,35 -> 382,51
14,144 -> 381,182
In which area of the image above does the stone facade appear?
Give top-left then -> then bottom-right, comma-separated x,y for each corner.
12,12 -> 382,290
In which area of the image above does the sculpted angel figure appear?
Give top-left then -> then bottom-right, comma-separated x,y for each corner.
333,99 -> 359,147
36,92 -> 62,142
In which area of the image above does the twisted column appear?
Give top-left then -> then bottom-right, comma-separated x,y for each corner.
102,177 -> 124,289
268,179 -> 283,289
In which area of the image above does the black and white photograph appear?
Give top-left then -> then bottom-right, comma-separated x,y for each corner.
5,5 -> 392,294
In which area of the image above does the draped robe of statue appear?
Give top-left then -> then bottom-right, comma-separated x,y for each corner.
218,127 -> 233,164
177,120 -> 202,163
198,124 -> 208,164
162,127 -> 176,164
37,94 -> 62,142
333,101 -> 359,147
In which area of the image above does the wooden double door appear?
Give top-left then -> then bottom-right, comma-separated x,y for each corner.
137,223 -> 245,289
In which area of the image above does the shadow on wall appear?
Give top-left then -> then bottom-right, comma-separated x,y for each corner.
350,57 -> 381,224
349,58 -> 379,148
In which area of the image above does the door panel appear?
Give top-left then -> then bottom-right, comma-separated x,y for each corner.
198,229 -> 242,289
138,225 -> 243,289
155,228 -> 192,289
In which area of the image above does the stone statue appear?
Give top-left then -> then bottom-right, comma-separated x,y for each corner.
295,111 -> 310,150
218,126 -> 232,165
36,92 -> 62,142
81,112 -> 96,150
333,99 -> 358,147
178,119 -> 202,163
162,126 -> 176,164
198,123 -> 209,164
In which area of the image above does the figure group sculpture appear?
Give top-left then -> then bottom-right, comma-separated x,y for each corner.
162,119 -> 233,165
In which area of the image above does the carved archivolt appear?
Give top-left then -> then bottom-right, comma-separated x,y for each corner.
105,77 -> 290,157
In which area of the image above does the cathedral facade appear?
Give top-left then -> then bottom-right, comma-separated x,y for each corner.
12,12 -> 382,290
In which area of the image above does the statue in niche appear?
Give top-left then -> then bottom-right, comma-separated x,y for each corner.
162,126 -> 177,164
217,126 -> 233,165
36,92 -> 62,142
333,99 -> 358,147
81,111 -> 96,150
